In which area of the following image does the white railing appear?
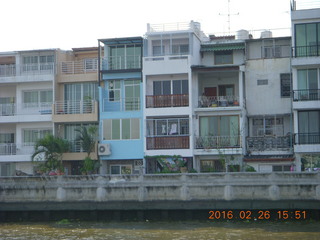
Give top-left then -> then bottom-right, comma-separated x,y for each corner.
101,56 -> 141,71
102,98 -> 140,112
68,140 -> 85,153
22,102 -> 53,115
54,100 -> 95,114
21,63 -> 54,74
60,59 -> 98,74
195,135 -> 242,149
0,65 -> 16,77
198,96 -> 240,108
144,55 -> 189,61
147,21 -> 201,33
0,143 -> 34,155
0,103 -> 16,116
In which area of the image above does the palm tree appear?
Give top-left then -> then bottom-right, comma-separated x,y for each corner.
75,125 -> 99,174
31,134 -> 69,174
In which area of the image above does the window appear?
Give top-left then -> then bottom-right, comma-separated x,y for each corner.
257,79 -> 268,86
172,44 -> 189,55
172,80 -> 188,95
273,165 -> 291,172
146,118 -> 189,137
84,58 -> 98,71
23,129 -> 52,145
0,133 -> 14,143
124,80 -> 140,110
252,117 -> 284,136
296,69 -> 319,100
23,55 -> 54,71
23,90 -> 53,108
154,80 -> 188,95
215,50 -> 233,64
108,44 -> 141,69
110,165 -> 132,174
108,80 -> 121,102
281,73 -> 291,97
200,116 -> 239,137
298,111 -> 320,144
295,22 -> 320,57
103,118 -> 140,140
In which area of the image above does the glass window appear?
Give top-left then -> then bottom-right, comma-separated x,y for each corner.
23,129 -> 52,145
112,119 -> 121,140
295,22 -> 320,56
108,80 -> 121,102
103,119 -> 140,140
173,80 -> 188,95
153,81 -> 171,95
281,73 -> 291,97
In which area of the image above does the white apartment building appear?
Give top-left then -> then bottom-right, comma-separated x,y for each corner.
291,2 -> 320,171
0,49 -> 57,175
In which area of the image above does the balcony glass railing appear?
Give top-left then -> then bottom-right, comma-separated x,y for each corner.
293,45 -> 320,57
246,136 -> 292,151
0,143 -> 34,155
102,98 -> 140,112
198,96 -> 240,108
101,56 -> 141,71
146,136 -> 189,150
293,89 -> 320,101
0,103 -> 16,116
295,133 -> 320,145
146,94 -> 189,108
195,135 -> 241,149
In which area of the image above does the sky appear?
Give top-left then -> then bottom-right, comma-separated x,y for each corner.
0,0 -> 294,52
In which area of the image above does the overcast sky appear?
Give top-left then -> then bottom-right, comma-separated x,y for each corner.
0,0 -> 293,52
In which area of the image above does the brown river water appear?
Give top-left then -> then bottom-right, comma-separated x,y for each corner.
0,220 -> 319,240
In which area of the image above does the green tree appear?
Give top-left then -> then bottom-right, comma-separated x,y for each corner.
75,125 -> 99,174
31,134 -> 69,174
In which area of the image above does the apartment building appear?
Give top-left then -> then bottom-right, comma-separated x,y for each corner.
143,21 -> 207,173
244,33 -> 293,172
53,47 -> 99,175
192,33 -> 246,172
98,37 -> 144,174
291,2 -> 320,171
0,49 -> 57,175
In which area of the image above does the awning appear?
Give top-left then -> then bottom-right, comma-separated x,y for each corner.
200,43 -> 245,52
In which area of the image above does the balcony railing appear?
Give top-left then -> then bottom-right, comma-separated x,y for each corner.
0,63 -> 54,78
293,89 -> 320,101
23,102 -> 52,115
198,96 -> 240,108
0,143 -> 34,155
146,136 -> 189,150
68,140 -> 85,153
246,136 -> 292,151
60,59 -> 98,74
146,94 -> 189,108
0,103 -> 16,116
293,45 -> 320,57
102,98 -> 140,112
54,100 -> 95,115
101,56 -> 141,71
295,133 -> 320,145
195,135 -> 241,149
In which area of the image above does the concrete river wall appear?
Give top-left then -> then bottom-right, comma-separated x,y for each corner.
1,172 -> 320,213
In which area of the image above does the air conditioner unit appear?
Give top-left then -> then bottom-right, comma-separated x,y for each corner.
98,143 -> 111,156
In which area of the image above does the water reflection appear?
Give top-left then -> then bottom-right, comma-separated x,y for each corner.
0,221 -> 319,240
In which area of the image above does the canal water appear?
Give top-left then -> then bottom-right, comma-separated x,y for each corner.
0,220 -> 319,240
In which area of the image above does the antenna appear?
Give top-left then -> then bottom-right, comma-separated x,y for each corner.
219,0 -> 239,33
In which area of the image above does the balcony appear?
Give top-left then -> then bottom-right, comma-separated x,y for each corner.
295,133 -> 320,145
195,135 -> 242,149
53,100 -> 98,123
101,56 -> 141,71
0,64 -> 16,77
0,143 -> 34,156
293,89 -> 320,101
146,136 -> 189,150
292,45 -> 320,58
60,59 -> 98,74
146,94 -> 189,108
0,103 -> 52,116
102,98 -> 140,112
246,136 -> 292,152
0,103 -> 16,116
198,96 -> 240,108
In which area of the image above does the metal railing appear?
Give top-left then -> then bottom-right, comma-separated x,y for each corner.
293,89 -> 320,101
54,100 -> 95,114
101,56 -> 141,71
292,45 -> 320,57
0,63 -> 54,78
68,140 -> 85,153
295,133 -> 320,145
0,143 -> 34,155
60,59 -> 98,74
198,96 -> 240,108
146,136 -> 189,150
0,103 -> 16,116
246,136 -> 292,151
146,94 -> 189,108
102,97 -> 140,112
195,135 -> 242,149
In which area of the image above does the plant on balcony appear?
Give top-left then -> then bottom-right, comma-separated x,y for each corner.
31,134 -> 69,174
75,125 -> 100,174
